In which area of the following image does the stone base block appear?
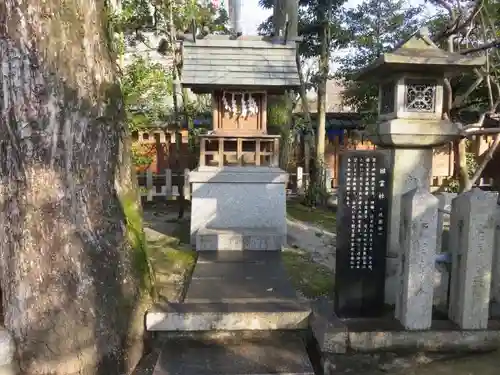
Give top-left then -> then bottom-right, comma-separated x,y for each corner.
311,316 -> 500,354
196,227 -> 284,251
189,166 -> 288,246
145,301 -> 311,332
347,329 -> 500,353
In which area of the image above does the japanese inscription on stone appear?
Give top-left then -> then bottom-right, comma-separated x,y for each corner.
345,154 -> 389,271
335,151 -> 390,317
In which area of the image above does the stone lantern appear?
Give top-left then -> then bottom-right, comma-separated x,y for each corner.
354,27 -> 485,305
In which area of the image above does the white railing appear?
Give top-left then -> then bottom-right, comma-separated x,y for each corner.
287,166 -> 309,196
137,167 -> 315,200
137,168 -> 190,201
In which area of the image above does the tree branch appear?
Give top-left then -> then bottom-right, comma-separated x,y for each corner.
451,69 -> 483,108
433,0 -> 484,41
460,39 -> 500,55
466,135 -> 500,190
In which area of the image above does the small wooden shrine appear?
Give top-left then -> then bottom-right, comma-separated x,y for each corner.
181,35 -> 300,167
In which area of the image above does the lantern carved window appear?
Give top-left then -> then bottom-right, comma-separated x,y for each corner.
404,79 -> 436,113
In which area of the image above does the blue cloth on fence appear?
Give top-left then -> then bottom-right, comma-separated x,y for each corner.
327,128 -> 344,142
435,252 -> 452,264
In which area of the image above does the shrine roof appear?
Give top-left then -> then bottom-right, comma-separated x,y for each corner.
181,35 -> 300,93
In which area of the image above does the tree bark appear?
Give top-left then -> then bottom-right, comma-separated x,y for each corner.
457,139 -> 469,192
273,0 -> 286,37
0,1 -> 149,374
316,20 -> 328,165
283,0 -> 298,40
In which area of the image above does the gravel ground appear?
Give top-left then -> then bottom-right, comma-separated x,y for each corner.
286,217 -> 336,272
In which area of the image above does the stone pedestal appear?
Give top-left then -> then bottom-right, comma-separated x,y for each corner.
385,148 -> 433,305
395,189 -> 438,330
448,189 -> 498,329
189,166 -> 288,250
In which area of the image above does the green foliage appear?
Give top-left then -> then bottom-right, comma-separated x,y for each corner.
113,1 -> 230,132
116,0 -> 230,35
268,97 -> 290,129
122,57 -> 173,130
335,0 -> 424,111
132,147 -> 154,168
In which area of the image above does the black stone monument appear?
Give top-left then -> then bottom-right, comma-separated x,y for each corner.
334,150 -> 390,318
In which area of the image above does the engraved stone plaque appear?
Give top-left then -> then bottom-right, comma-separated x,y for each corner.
335,151 -> 390,317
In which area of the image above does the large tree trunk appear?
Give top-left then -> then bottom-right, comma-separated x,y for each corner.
0,1 -> 150,374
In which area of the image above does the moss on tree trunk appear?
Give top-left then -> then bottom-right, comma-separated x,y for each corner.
0,1 -> 151,374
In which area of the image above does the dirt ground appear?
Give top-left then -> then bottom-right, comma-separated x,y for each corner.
323,350 -> 500,375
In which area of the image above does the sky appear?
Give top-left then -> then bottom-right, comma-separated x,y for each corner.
240,0 -> 369,35
240,0 -> 434,35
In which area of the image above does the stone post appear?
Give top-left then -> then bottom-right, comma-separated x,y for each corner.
448,189 -> 498,329
395,188 -> 438,330
385,148 -> 433,304
489,204 -> 500,308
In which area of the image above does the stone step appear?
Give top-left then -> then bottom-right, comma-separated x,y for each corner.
152,331 -> 315,375
196,250 -> 282,263
196,227 -> 285,251
145,301 -> 311,331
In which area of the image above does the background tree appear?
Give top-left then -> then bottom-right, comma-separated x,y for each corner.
427,0 -> 500,191
122,56 -> 173,129
335,0 -> 424,112
112,0 -> 229,132
337,0 -> 500,191
113,0 -> 229,217
0,1 -> 152,374
259,0 -> 348,206
117,0 -> 230,36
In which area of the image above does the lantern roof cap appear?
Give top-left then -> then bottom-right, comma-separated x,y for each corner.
354,27 -> 485,82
